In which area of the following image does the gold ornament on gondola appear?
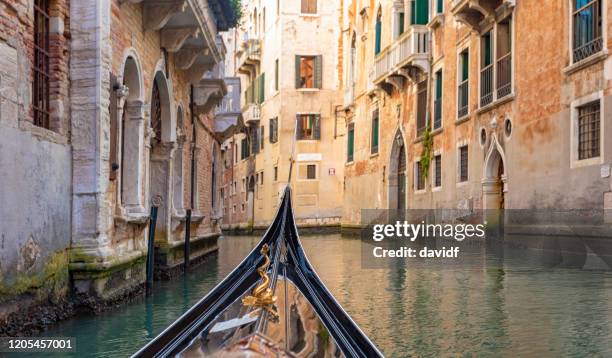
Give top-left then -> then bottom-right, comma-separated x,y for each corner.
242,244 -> 278,319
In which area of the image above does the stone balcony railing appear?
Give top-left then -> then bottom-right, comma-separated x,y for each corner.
372,25 -> 429,88
237,35 -> 261,74
242,103 -> 261,125
451,0 -> 516,29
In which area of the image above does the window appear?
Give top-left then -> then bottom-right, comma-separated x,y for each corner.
458,50 -> 469,118
295,55 -> 322,89
436,0 -> 444,14
241,137 -> 250,159
434,70 -> 442,129
275,58 -> 279,91
395,10 -> 405,38
269,117 -> 279,143
259,171 -> 264,185
307,164 -> 317,179
260,125 -> 265,150
251,128 -> 260,154
301,0 -> 317,14
410,0 -> 429,25
459,145 -> 468,182
33,0 -> 50,129
416,80 -> 428,136
347,123 -> 355,162
234,143 -> 238,163
434,154 -> 442,188
375,9 -> 382,55
496,17 -> 512,99
371,110 -> 379,154
415,161 -> 425,191
296,114 -> 321,140
577,101 -> 600,160
480,31 -> 494,107
572,0 -> 602,63
274,166 -> 278,181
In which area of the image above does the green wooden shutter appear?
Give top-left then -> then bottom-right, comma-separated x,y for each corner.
437,0 -> 443,13
295,55 -> 301,88
314,56 -> 322,89
399,12 -> 405,35
313,114 -> 321,140
347,124 -> 354,162
258,73 -> 265,103
436,71 -> 442,99
416,0 -> 429,25
375,18 -> 382,54
410,1 -> 416,25
462,51 -> 469,81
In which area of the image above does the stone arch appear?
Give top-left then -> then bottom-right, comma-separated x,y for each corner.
482,134 -> 508,210
388,128 -> 407,211
119,51 -> 146,213
148,62 -> 177,243
150,68 -> 176,143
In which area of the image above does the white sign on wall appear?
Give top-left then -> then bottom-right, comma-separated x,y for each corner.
297,153 -> 322,162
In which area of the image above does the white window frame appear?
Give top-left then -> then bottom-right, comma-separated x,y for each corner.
567,0 -> 608,68
456,139 -> 469,186
413,156 -> 427,194
432,63 -> 444,130
570,90 -> 604,168
456,40 -> 470,121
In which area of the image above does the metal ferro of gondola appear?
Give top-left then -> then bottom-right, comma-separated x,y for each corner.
132,186 -> 383,358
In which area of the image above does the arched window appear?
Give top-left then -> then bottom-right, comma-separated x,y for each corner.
375,8 -> 382,55
151,80 -> 162,142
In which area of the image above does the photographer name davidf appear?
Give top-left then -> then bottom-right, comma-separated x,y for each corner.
372,246 -> 460,258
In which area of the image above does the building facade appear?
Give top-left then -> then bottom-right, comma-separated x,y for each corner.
340,0 -> 612,227
221,0 -> 346,231
0,0 -> 236,326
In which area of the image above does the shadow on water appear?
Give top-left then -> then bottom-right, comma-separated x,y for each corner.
15,234 -> 612,357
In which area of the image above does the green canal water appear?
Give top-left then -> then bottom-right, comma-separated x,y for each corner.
28,235 -> 612,357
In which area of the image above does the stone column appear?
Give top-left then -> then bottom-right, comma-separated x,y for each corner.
70,0 -> 113,261
123,100 -> 147,214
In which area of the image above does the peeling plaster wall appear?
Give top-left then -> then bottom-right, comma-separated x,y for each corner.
0,125 -> 72,295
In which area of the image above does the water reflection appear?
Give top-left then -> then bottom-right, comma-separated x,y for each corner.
26,234 -> 612,357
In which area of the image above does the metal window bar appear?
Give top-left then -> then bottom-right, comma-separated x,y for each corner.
416,162 -> 425,190
434,155 -> 441,187
573,0 -> 602,62
459,146 -> 468,182
33,0 -> 51,129
458,80 -> 469,118
480,64 -> 494,107
496,52 -> 512,99
578,101 -> 600,160
433,98 -> 442,129
151,81 -> 162,141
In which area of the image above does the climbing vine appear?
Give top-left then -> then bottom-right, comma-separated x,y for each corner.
420,126 -> 433,180
231,0 -> 243,26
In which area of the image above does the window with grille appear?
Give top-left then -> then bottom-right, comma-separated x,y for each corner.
458,50 -> 469,118
459,146 -> 468,182
577,101 -> 600,160
306,164 -> 317,179
33,0 -> 51,129
434,70 -> 442,129
151,80 -> 162,141
301,0 -> 317,14
573,0 -> 602,63
434,154 -> 441,187
371,110 -> 379,154
296,114 -> 321,140
295,55 -> 322,89
415,161 -> 425,190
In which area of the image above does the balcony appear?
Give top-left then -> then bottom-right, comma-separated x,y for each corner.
372,26 -> 430,92
237,36 -> 261,74
242,103 -> 261,125
451,0 -> 515,29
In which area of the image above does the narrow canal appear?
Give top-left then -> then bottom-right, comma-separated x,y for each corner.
34,234 -> 612,357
